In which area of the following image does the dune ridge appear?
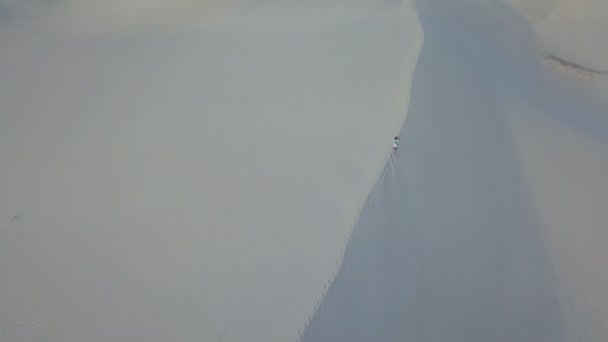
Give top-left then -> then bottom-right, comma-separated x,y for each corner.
300,0 -> 608,340
542,53 -> 608,79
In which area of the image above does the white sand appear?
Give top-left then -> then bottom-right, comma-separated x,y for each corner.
505,1 -> 608,340
510,106 -> 608,341
301,0 -> 608,340
0,1 -> 422,341
507,0 -> 608,71
4,0 -> 606,340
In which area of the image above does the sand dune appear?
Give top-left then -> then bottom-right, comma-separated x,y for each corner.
2,0 -> 607,340
507,0 -> 608,71
542,54 -> 608,79
301,0 -> 608,340
0,1 -> 421,341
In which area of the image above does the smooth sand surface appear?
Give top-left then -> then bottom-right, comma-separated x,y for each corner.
0,1 -> 422,341
2,0 -> 607,340
507,0 -> 608,71
301,0 -> 608,341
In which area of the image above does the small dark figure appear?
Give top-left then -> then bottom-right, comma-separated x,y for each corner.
393,136 -> 400,153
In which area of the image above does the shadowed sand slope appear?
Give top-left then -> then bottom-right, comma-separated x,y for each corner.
301,0 -> 579,340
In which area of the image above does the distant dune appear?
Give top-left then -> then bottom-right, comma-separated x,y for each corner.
542,53 -> 608,79
506,0 -> 608,71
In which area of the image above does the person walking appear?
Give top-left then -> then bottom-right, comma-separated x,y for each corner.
393,136 -> 400,153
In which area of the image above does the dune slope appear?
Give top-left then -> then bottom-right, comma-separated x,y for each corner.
0,1 -> 422,341
301,0 -> 608,340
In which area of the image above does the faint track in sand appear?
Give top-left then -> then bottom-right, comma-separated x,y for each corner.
0,312 -> 57,340
295,159 -> 393,341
